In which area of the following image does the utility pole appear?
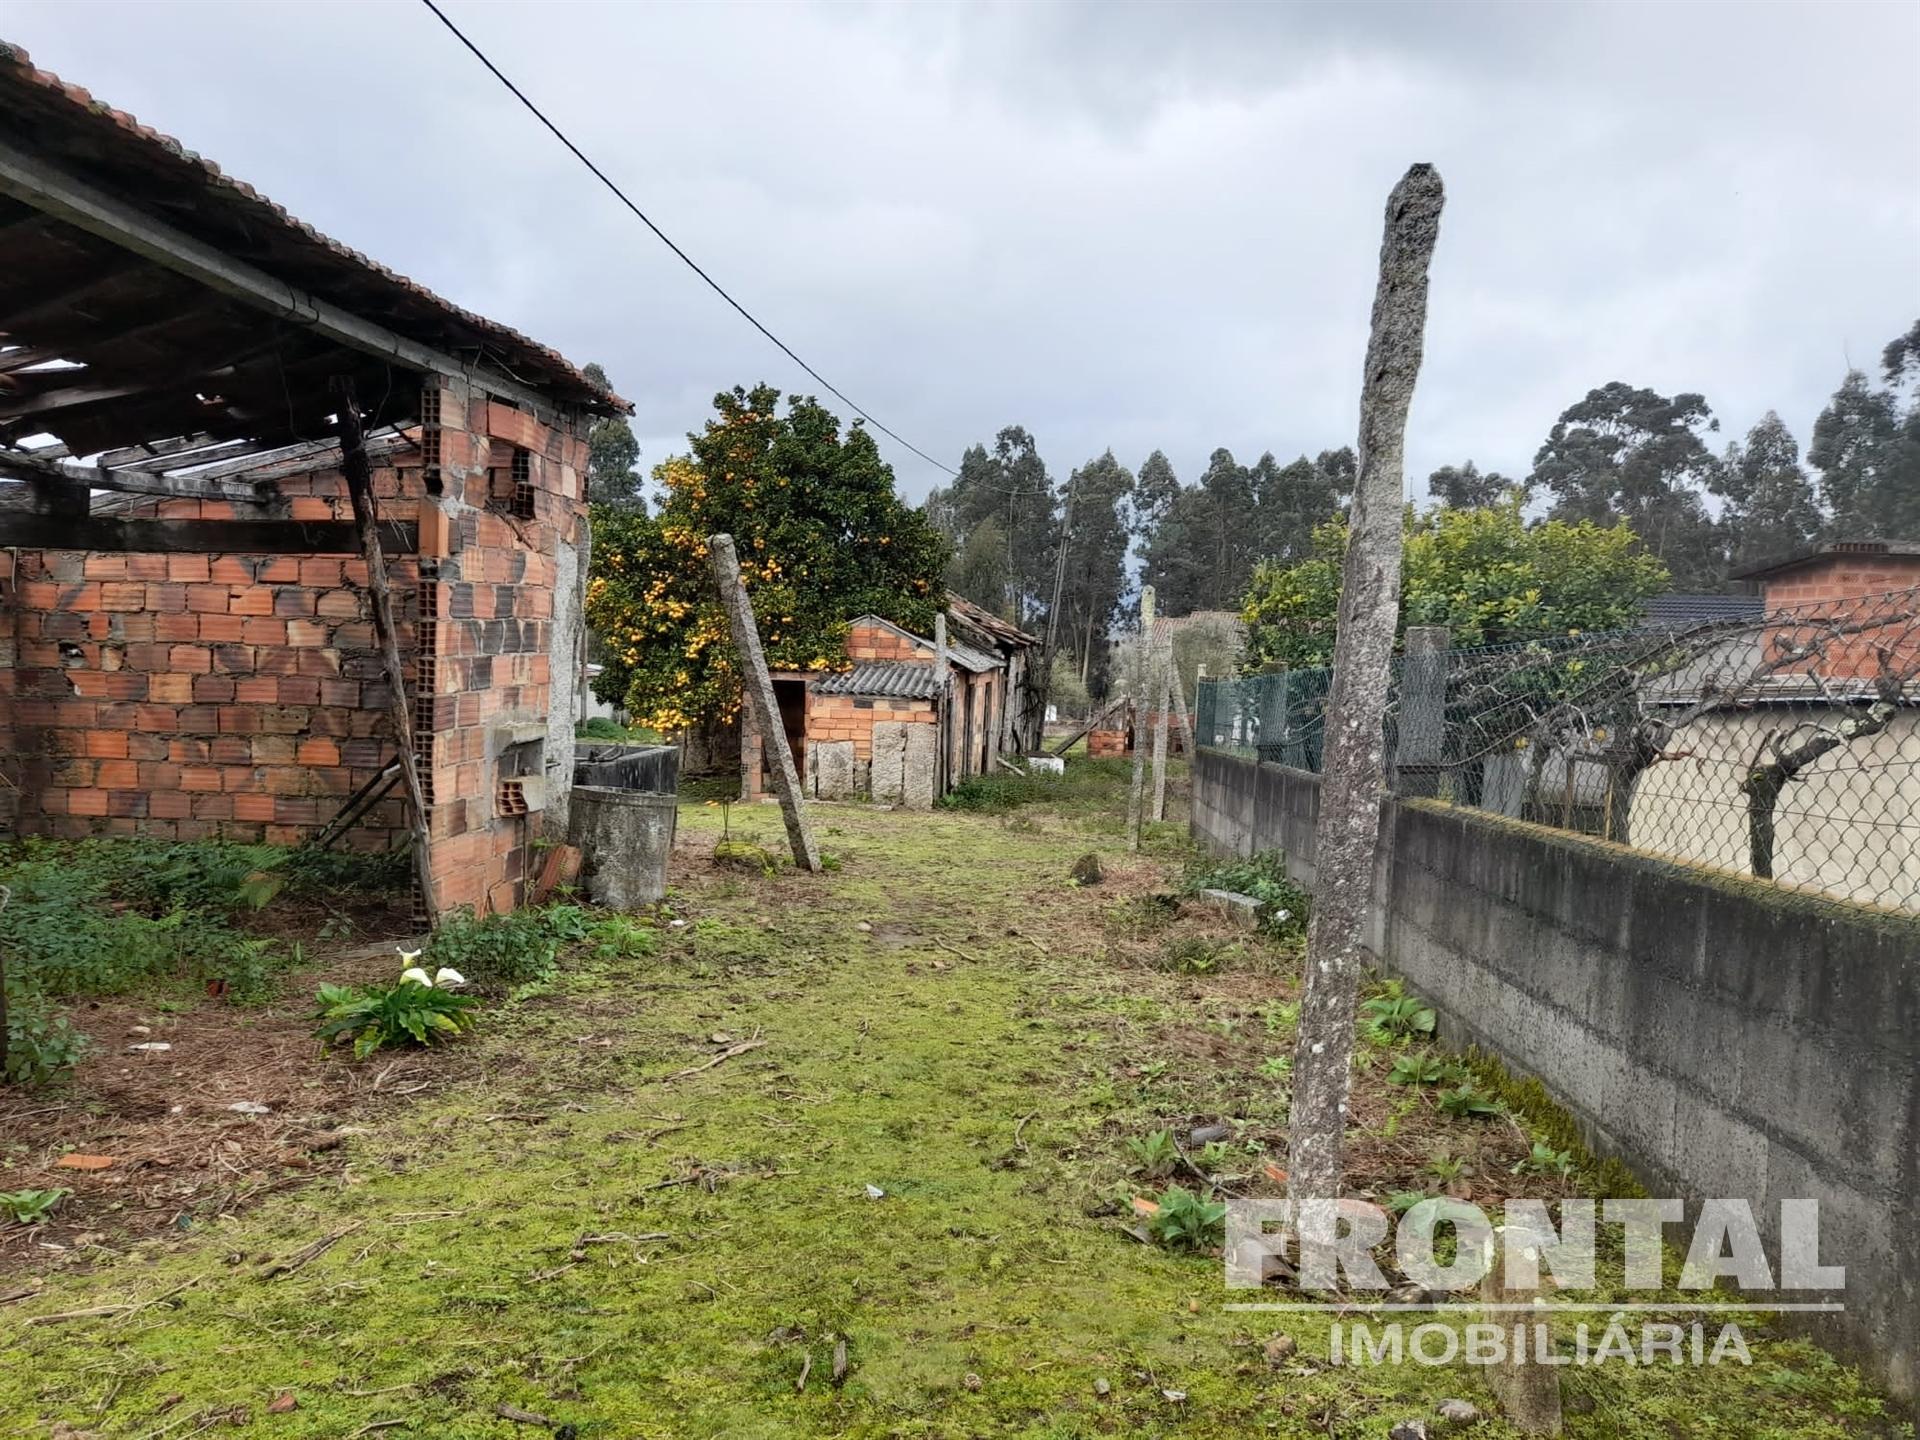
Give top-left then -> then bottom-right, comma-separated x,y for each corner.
1126,585 -> 1156,852
1150,621 -> 1173,821
1031,468 -> 1075,753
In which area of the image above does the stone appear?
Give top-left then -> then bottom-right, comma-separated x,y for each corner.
1069,853 -> 1103,886
1189,1122 -> 1231,1146
1389,1423 -> 1429,1440
870,723 -> 908,805
902,722 -> 938,810
1093,1378 -> 1110,1397
1436,1399 -> 1480,1426
809,739 -> 855,800
1263,1334 -> 1296,1367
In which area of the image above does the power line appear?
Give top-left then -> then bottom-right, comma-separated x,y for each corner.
417,0 -> 959,479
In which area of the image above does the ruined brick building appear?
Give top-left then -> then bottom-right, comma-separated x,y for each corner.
0,47 -> 624,916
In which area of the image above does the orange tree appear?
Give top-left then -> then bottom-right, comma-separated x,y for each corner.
586,384 -> 948,731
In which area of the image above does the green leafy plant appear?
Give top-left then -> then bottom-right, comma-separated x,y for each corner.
1256,1055 -> 1292,1082
4,982 -> 89,1088
0,1187 -> 69,1224
1125,1128 -> 1179,1178
1512,1141 -> 1576,1180
1437,1082 -> 1504,1120
423,906 -> 576,988
1197,1140 -> 1233,1171
1262,999 -> 1300,1035
1361,980 -> 1436,1042
1158,937 -> 1229,975
587,915 -> 658,962
1423,1151 -> 1469,1184
313,960 -> 479,1060
1384,1188 -> 1429,1215
1147,1185 -> 1227,1250
1386,1052 -> 1466,1088
1180,850 -> 1309,938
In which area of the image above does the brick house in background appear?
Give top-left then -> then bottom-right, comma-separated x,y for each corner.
742,607 -> 1026,808
0,48 -> 624,916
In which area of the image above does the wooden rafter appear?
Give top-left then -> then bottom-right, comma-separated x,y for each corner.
0,136 -> 560,421
0,444 -> 271,503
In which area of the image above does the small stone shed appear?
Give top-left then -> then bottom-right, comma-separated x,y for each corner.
0,48 -> 625,918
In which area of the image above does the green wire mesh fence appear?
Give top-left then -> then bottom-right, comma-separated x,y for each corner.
1197,585 -> 1920,913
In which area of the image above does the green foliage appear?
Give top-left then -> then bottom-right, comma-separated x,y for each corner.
585,914 -> 658,963
1180,850 -> 1308,939
1241,498 -> 1669,669
577,715 -> 663,743
422,905 -> 585,989
1262,999 -> 1300,1035
1360,981 -> 1436,1043
586,383 -> 949,732
1810,334 -> 1920,540
936,758 -> 1130,815
1146,1185 -> 1227,1250
313,978 -> 479,1061
1255,1055 -> 1292,1082
1125,1128 -> 1179,1179
1157,936 -> 1230,974
1423,1151 -> 1469,1184
582,362 -> 644,509
3,986 -> 88,1087
1436,1082 -> 1505,1120
1512,1141 -> 1576,1179
1386,1052 -> 1464,1087
1384,1188 -> 1429,1215
927,426 -> 1054,627
1529,382 -> 1725,591
0,1187 -> 68,1224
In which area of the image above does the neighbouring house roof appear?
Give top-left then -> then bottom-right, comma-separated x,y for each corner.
1730,540 -> 1920,582
846,612 -> 1001,673
0,43 -> 624,464
1640,593 -> 1766,628
944,591 -> 1041,650
813,661 -> 940,701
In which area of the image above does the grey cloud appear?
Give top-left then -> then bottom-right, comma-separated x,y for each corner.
6,0 -> 1916,506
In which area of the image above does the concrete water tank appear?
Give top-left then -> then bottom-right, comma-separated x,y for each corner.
568,743 -> 680,909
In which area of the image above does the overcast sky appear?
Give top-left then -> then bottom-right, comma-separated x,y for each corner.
7,0 -> 1917,504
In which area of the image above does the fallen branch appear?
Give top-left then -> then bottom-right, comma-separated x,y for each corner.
932,939 -> 978,965
663,1037 -> 765,1082
259,1221 -> 364,1280
24,1303 -> 134,1327
795,1351 -> 813,1393
346,1423 -> 410,1439
494,1403 -> 554,1427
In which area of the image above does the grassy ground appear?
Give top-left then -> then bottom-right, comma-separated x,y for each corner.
0,765 -> 1904,1438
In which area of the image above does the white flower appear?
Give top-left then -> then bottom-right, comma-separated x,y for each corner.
397,947 -> 423,964
432,967 -> 467,988
400,966 -> 434,988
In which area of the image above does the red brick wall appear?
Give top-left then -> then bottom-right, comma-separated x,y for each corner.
1762,554 -> 1920,683
2,463 -> 417,848
806,692 -> 934,762
845,620 -> 931,664
0,378 -> 590,921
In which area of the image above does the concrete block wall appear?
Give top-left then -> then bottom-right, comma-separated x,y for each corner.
1191,746 -> 1920,1402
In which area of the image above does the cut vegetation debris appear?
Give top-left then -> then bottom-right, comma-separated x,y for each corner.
0,763 -> 1901,1437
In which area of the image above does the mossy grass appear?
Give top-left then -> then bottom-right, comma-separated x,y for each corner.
0,768 -> 1903,1438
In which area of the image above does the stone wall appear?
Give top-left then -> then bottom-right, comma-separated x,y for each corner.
1191,745 -> 1920,1402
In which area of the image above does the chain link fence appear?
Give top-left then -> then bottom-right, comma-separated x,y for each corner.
1196,585 -> 1920,913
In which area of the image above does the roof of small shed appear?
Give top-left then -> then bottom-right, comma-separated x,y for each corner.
813,662 -> 940,701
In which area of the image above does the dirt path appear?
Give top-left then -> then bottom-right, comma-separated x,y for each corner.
0,795 -> 1898,1438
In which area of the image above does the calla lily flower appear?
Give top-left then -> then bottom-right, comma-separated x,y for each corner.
400,966 -> 434,988
397,947 -> 423,964
432,967 -> 467,988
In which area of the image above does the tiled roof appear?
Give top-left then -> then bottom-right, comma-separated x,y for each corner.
0,43 -> 625,415
845,613 -> 1001,671
1641,593 -> 1766,628
945,591 -> 1041,648
813,662 -> 939,700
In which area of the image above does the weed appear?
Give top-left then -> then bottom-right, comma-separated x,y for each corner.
1512,1141 -> 1576,1180
1146,1185 -> 1227,1250
1386,1052 -> 1466,1087
1180,850 -> 1309,938
1256,1055 -> 1292,1082
3,984 -> 89,1087
1197,1140 -> 1233,1171
1125,1128 -> 1179,1178
1424,1152 -> 1469,1184
0,1188 -> 68,1224
1360,979 -> 1435,1042
1157,937 -> 1232,974
1262,999 -> 1300,1035
937,758 -> 1133,815
423,905 -> 580,988
1437,1081 -> 1504,1120
1384,1188 -> 1428,1215
586,915 -> 658,962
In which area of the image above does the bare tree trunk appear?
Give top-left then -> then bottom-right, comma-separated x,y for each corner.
1288,165 -> 1445,1208
1741,700 -> 1895,879
1126,587 -> 1156,852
